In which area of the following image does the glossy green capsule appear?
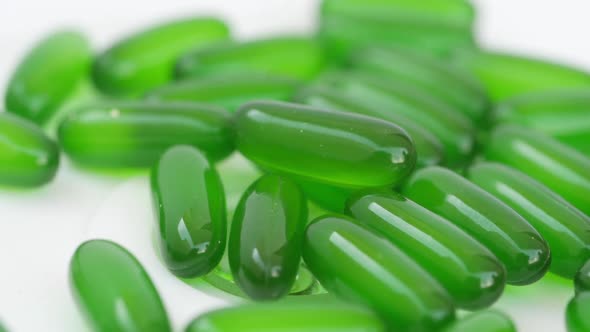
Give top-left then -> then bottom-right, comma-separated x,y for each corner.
5,30 -> 92,124
575,260 -> 590,294
403,166 -> 551,285
70,239 -> 171,332
303,215 -> 454,331
467,162 -> 590,279
175,37 -> 325,81
151,146 -> 226,277
567,292 -> 590,332
93,18 -> 230,96
229,175 -> 307,300
58,101 -> 234,168
442,310 -> 516,332
485,125 -> 590,216
0,113 -> 59,187
235,101 -> 416,188
347,192 -> 505,309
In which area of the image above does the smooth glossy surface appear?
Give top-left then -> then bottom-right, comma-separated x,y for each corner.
229,175 -> 307,300
347,192 -> 505,309
575,260 -> 590,294
93,17 -> 229,95
303,215 -> 454,331
403,166 -> 551,285
5,30 -> 91,124
59,101 -> 234,168
442,310 -> 516,332
235,101 -> 416,188
151,146 -> 226,278
485,125 -> 590,216
468,162 -> 590,279
566,292 -> 590,332
0,113 -> 59,187
70,240 -> 171,332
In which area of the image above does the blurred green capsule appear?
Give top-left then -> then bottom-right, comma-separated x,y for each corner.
575,260 -> 590,294
567,292 -> 590,332
442,310 -> 516,332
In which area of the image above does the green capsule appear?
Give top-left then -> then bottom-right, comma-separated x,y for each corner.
0,113 -> 59,187
93,18 -> 230,96
567,292 -> 590,332
575,260 -> 590,294
303,215 -> 454,331
403,166 -> 551,285
442,310 -> 516,332
235,100 -> 416,188
347,192 -> 505,309
229,174 -> 307,300
467,162 -> 590,279
70,239 -> 171,332
58,101 -> 234,168
4,30 -> 92,124
295,177 -> 355,213
485,125 -> 590,217
175,37 -> 325,81
147,73 -> 300,112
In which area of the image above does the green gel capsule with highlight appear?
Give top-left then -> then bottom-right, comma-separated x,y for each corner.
58,101 -> 234,168
442,310 -> 516,332
0,113 -> 59,187
303,215 -> 455,331
467,162 -> 590,279
229,174 -> 308,300
151,146 -> 227,278
347,192 -> 505,310
175,37 -> 326,81
485,125 -> 590,217
575,260 -> 590,294
70,239 -> 171,332
403,166 -> 551,285
93,18 -> 230,96
5,30 -> 92,124
235,100 -> 416,188
567,292 -> 590,332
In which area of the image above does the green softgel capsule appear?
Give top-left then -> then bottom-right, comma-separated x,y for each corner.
575,260 -> 590,294
442,310 -> 516,332
58,101 -> 234,168
303,215 -> 454,331
151,146 -> 227,278
229,174 -> 308,300
467,162 -> 590,279
0,113 -> 59,187
175,37 -> 325,81
70,239 -> 171,332
235,100 -> 416,188
347,192 -> 505,310
4,30 -> 92,124
403,166 -> 551,285
485,125 -> 590,216
567,292 -> 590,332
93,17 -> 230,96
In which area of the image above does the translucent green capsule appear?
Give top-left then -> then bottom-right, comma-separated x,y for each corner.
0,113 -> 59,187
403,166 -> 551,285
347,192 -> 505,309
303,215 -> 455,331
229,175 -> 307,300
567,292 -> 590,332
467,162 -> 590,279
4,30 -> 92,124
175,37 -> 326,81
442,310 -> 516,332
93,18 -> 230,96
485,125 -> 590,216
147,73 -> 300,112
235,100 -> 416,188
575,260 -> 590,294
58,101 -> 234,168
70,239 -> 171,332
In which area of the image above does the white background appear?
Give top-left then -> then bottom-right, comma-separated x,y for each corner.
1,1 -> 589,331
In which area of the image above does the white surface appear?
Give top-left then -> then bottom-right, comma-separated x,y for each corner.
0,1 -> 589,331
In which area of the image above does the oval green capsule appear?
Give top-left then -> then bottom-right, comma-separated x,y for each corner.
175,37 -> 325,81
70,239 -> 171,332
403,166 -> 551,285
229,174 -> 307,300
567,292 -> 590,332
575,260 -> 590,294
485,125 -> 590,217
151,146 -> 226,277
93,17 -> 230,96
303,215 -> 455,331
4,30 -> 92,124
467,162 -> 590,279
235,100 -> 416,188
347,192 -> 505,309
442,310 -> 516,332
58,101 -> 234,168
0,113 -> 59,187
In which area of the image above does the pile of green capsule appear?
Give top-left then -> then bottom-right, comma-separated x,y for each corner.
2,0 -> 590,331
